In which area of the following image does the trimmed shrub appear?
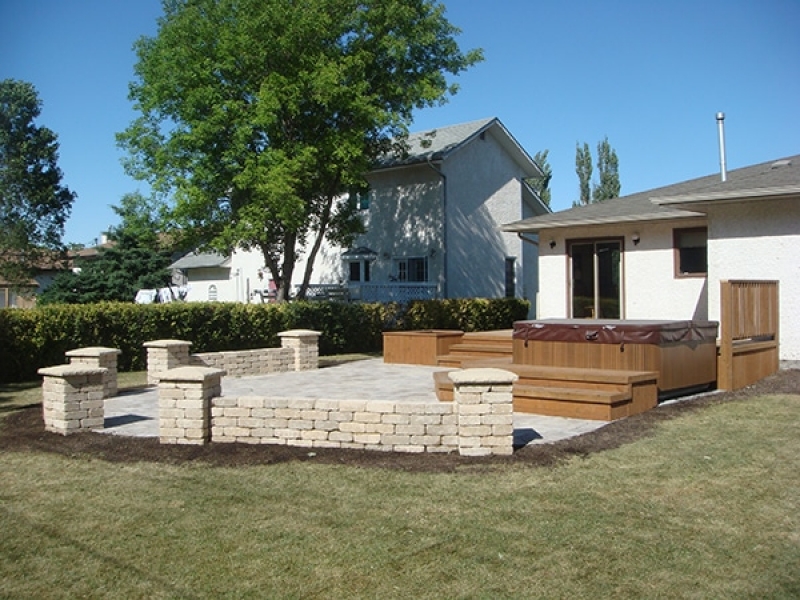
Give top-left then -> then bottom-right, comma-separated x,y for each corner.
0,297 -> 529,382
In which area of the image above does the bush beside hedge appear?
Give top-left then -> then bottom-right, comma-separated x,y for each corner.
0,298 -> 529,383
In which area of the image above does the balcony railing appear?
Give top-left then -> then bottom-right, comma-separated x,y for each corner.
303,282 -> 438,303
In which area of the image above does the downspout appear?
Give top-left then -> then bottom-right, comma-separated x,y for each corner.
516,232 -> 539,247
426,157 -> 447,298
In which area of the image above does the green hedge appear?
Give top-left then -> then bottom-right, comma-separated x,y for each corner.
0,298 -> 529,383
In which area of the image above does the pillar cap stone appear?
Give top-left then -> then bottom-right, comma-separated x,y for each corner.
448,368 -> 518,385
278,329 -> 321,338
38,365 -> 108,377
159,366 -> 226,382
65,347 -> 121,357
143,339 -> 193,348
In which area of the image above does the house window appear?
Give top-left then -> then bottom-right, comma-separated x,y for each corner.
347,189 -> 370,211
674,228 -> 707,277
505,257 -> 516,298
348,260 -> 370,282
395,257 -> 428,282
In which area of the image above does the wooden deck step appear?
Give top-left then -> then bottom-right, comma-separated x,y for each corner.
433,371 -> 455,401
513,385 -> 631,421
434,363 -> 658,420
435,331 -> 513,368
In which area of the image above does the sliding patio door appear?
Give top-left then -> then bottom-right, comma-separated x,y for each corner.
569,239 -> 622,319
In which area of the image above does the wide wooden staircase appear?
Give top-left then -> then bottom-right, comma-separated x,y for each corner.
435,330 -> 514,368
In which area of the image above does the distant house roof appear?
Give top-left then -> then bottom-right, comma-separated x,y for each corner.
170,251 -> 230,270
503,154 -> 800,233
374,117 -> 544,180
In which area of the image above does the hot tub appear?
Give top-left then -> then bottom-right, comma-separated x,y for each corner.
512,319 -> 719,398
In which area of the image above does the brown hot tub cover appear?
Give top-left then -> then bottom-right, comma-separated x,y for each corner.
513,319 -> 719,346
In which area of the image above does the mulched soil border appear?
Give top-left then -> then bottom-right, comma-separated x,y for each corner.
1,369 -> 797,473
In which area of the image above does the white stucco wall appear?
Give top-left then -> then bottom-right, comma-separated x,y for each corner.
705,198 -> 800,361
182,250 -> 269,303
537,218 -> 709,320
444,128 -> 532,299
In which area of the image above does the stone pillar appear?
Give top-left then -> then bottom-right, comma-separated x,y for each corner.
158,366 -> 225,445
65,346 -> 122,398
143,340 -> 192,385
38,365 -> 107,435
278,329 -> 321,371
449,368 -> 517,457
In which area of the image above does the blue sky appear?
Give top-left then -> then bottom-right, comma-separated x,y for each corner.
2,0 -> 798,247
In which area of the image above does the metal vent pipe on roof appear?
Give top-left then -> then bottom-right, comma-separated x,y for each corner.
716,112 -> 727,182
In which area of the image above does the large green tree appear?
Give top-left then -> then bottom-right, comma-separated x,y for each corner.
118,0 -> 482,300
0,79 -> 75,285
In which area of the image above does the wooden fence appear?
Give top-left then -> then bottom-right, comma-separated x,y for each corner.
718,280 -> 779,390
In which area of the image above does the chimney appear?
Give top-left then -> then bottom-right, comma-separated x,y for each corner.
716,112 -> 727,182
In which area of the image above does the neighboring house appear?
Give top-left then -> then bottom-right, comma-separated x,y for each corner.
170,250 -> 267,303
324,117 -> 551,304
502,154 -> 800,361
173,117 -> 551,308
0,253 -> 68,308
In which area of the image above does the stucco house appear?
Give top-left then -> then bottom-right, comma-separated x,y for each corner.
172,117 -> 551,307
502,153 -> 800,361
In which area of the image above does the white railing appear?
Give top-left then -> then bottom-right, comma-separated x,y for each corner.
303,283 -> 438,303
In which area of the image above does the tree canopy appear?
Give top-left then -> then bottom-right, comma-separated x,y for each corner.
118,0 -> 482,300
0,79 -> 75,285
38,238 -> 172,305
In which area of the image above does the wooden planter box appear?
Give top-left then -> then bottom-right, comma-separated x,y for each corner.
382,330 -> 463,366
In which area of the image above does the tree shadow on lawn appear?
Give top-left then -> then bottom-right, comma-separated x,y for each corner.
1,369 -> 797,474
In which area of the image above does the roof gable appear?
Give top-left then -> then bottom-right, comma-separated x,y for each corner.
374,117 -> 543,179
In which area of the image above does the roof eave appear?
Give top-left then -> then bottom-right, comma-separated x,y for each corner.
652,185 -> 800,207
501,209 -> 705,234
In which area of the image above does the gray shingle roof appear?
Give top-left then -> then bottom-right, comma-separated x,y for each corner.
170,251 -> 230,270
374,117 -> 543,181
503,154 -> 800,233
374,117 -> 496,168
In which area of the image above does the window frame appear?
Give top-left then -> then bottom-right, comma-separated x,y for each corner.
673,227 -> 708,278
394,256 -> 429,283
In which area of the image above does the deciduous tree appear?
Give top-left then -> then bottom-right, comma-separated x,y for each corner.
592,136 -> 620,202
574,137 -> 621,205
118,0 -> 482,300
575,142 -> 593,206
0,79 -> 75,285
531,149 -> 552,207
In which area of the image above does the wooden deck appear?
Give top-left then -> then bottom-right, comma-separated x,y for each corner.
387,279 -> 779,421
434,360 -> 658,421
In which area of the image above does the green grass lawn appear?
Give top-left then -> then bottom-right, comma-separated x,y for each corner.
1,380 -> 798,597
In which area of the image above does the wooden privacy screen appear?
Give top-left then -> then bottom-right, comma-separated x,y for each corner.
718,280 -> 779,390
